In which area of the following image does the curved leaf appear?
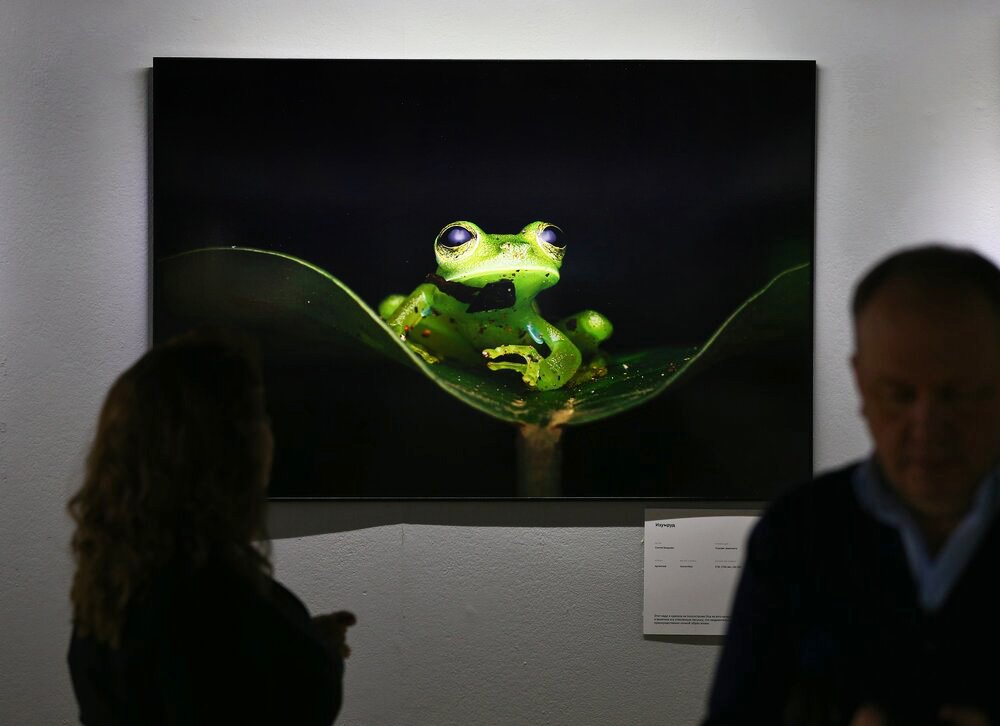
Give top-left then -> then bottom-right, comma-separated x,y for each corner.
159,248 -> 809,427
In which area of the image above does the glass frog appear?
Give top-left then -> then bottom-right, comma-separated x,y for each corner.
378,221 -> 612,391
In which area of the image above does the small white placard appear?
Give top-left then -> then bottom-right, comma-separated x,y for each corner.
643,510 -> 759,636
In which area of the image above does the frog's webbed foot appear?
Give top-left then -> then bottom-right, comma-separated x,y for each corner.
408,342 -> 441,365
566,353 -> 610,388
483,345 -> 544,388
386,314 -> 441,364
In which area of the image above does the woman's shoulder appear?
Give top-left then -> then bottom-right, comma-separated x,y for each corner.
146,555 -> 306,621
115,555 -> 320,682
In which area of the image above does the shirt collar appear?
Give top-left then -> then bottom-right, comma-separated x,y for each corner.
853,457 -> 999,530
853,456 -> 1000,611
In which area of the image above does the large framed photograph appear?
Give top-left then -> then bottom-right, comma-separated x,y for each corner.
153,58 -> 815,499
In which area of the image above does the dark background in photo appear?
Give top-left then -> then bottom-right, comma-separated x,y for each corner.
152,58 -> 815,499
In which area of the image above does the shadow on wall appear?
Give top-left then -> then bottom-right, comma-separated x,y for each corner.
266,499 -> 762,538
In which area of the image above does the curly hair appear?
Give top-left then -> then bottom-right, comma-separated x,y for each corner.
69,330 -> 273,647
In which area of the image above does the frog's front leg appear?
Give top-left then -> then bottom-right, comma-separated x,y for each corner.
482,320 -> 582,391
378,294 -> 407,321
381,283 -> 440,364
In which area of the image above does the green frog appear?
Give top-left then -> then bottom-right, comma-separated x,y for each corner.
378,221 -> 612,390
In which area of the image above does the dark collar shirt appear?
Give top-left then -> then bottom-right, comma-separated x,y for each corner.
68,559 -> 343,726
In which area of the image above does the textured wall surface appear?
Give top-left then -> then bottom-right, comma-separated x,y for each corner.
2,1 -> 999,724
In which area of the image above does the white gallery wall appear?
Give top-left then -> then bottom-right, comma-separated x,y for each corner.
2,1 -> 999,724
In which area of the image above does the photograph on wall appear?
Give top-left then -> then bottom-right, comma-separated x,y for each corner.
152,58 -> 815,499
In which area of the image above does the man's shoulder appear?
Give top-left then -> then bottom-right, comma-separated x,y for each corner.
770,461 -> 861,512
754,461 -> 866,540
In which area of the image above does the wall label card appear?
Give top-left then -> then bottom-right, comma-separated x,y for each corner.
643,510 -> 759,636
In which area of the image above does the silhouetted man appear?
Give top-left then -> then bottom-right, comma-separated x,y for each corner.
705,245 -> 1000,726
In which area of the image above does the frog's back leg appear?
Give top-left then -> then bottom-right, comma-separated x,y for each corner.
378,294 -> 407,320
380,286 -> 481,365
556,310 -> 613,387
556,310 -> 613,356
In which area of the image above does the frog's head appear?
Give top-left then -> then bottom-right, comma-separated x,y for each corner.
433,221 -> 565,298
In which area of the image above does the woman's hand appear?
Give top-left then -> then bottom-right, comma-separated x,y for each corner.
311,610 -> 357,659
938,706 -> 991,726
848,703 -> 991,726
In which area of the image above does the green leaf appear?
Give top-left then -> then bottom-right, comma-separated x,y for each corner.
159,248 -> 809,428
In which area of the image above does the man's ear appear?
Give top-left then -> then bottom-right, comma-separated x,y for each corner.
850,352 -> 867,418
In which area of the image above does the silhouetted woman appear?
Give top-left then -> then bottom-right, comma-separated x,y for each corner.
67,330 -> 353,725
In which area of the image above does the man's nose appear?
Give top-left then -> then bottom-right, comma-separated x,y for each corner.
908,392 -> 949,442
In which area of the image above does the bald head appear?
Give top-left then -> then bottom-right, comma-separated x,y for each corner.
852,244 -> 1000,325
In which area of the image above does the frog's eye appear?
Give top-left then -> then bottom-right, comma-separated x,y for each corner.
437,225 -> 475,248
536,225 -> 566,262
538,225 -> 565,249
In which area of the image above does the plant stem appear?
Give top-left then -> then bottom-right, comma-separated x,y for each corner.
516,424 -> 563,497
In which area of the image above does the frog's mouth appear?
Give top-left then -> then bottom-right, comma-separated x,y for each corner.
425,273 -> 516,313
446,265 -> 559,284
